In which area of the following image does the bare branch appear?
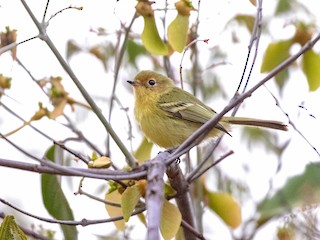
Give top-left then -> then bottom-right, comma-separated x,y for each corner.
187,150 -> 234,183
0,198 -> 146,226
19,0 -> 136,167
167,33 -> 320,166
264,86 -> 320,158
145,152 -> 167,240
106,13 -> 137,155
236,0 -> 263,93
0,158 -> 146,180
166,163 -> 198,240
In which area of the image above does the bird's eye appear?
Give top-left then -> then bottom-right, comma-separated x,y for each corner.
148,79 -> 156,86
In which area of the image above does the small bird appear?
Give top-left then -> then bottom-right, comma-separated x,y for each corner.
127,70 -> 288,148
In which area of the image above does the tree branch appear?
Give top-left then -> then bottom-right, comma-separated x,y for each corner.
19,0 -> 136,167
0,158 -> 146,180
166,163 -> 198,240
145,152 -> 167,240
167,32 -> 320,166
0,198 -> 146,226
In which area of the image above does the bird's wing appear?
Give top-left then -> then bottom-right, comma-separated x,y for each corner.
159,101 -> 213,123
158,88 -> 229,133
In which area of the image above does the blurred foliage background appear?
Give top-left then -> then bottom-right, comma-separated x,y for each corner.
0,0 -> 320,239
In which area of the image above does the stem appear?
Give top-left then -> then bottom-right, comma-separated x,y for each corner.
106,14 -> 137,155
20,0 -> 136,167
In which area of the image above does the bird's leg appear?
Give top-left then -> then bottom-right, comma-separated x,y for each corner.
162,147 -> 180,164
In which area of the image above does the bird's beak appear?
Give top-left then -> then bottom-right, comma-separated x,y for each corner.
127,80 -> 138,86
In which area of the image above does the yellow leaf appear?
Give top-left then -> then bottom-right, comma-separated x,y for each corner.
164,183 -> 177,198
249,0 -> 256,6
121,185 -> 141,222
88,156 -> 112,168
134,137 -> 153,164
168,14 -> 189,53
234,14 -> 255,33
260,40 -> 292,73
302,50 -> 320,91
135,0 -> 168,55
207,192 -> 241,228
0,74 -> 11,89
49,98 -> 67,119
105,190 -> 125,231
168,0 -> 194,52
142,17 -> 169,55
160,199 -> 182,240
137,179 -> 147,197
137,213 -> 147,226
3,104 -> 49,137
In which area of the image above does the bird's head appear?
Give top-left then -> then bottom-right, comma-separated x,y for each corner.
127,70 -> 175,95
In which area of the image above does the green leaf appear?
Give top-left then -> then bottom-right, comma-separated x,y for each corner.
261,40 -> 292,73
134,137 -> 153,164
302,50 -> 320,91
121,185 -> 141,222
127,39 -> 148,67
168,14 -> 189,52
142,17 -> 168,55
275,0 -> 294,15
0,216 -> 27,240
42,145 -> 77,240
258,163 -> 320,223
234,14 -> 255,33
160,199 -> 182,240
275,68 -> 289,91
207,191 -> 242,228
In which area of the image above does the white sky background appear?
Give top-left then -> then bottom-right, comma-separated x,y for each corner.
0,0 -> 320,239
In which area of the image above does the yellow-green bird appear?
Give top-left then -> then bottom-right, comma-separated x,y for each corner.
127,70 -> 288,148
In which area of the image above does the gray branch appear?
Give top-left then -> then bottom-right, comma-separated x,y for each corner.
145,152 -> 167,240
166,163 -> 199,240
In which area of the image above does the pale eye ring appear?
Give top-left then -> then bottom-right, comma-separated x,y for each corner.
148,79 -> 156,86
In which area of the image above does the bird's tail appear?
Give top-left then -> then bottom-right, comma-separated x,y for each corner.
222,117 -> 288,131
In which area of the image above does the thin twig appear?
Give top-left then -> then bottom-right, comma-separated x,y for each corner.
41,0 -> 50,23
0,133 -> 146,180
0,157 -> 146,180
47,6 -> 83,23
0,36 -> 38,55
181,219 -> 205,240
0,197 -> 146,226
16,58 -> 48,95
264,86 -> 320,158
106,13 -> 137,155
0,103 -> 54,141
179,38 -> 209,89
167,33 -> 320,166
19,0 -> 136,167
235,0 -> 263,94
187,137 -> 223,182
54,141 -> 90,164
75,178 -> 122,207
242,0 -> 263,92
187,150 -> 234,183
